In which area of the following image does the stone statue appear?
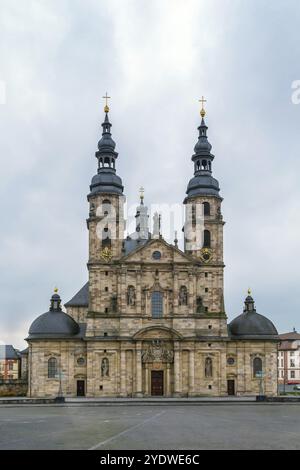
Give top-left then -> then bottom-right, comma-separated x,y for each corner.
127,286 -> 136,306
101,358 -> 109,377
205,357 -> 212,377
179,286 -> 188,306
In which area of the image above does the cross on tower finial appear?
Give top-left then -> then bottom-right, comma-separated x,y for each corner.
199,95 -> 207,118
102,92 -> 111,113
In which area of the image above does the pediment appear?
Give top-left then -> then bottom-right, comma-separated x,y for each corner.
121,237 -> 197,264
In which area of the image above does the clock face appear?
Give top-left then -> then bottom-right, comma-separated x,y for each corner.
100,247 -> 113,262
200,247 -> 213,263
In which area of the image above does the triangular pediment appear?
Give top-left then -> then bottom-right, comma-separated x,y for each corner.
121,237 -> 198,264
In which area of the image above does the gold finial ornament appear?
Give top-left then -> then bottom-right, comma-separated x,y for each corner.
248,288 -> 252,295
54,287 -> 58,293
139,186 -> 144,203
102,92 -> 111,113
199,95 -> 207,118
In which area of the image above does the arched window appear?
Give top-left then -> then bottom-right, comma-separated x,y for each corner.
203,230 -> 211,248
48,357 -> 57,378
179,286 -> 188,306
196,160 -> 200,171
205,357 -> 213,377
151,291 -> 163,318
202,159 -> 207,170
253,357 -> 262,377
101,358 -> 109,377
127,286 -> 136,306
203,202 -> 210,216
104,157 -> 110,167
102,199 -> 111,216
102,228 -> 111,248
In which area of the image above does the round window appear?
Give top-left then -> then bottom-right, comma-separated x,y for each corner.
227,357 -> 235,366
77,357 -> 85,366
152,251 -> 161,260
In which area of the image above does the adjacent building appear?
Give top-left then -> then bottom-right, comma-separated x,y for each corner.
0,345 -> 21,380
26,102 -> 279,398
278,330 -> 300,385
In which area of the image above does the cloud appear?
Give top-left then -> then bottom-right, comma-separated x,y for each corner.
0,0 -> 299,348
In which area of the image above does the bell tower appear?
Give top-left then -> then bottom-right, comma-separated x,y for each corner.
87,95 -> 125,264
184,98 -> 225,315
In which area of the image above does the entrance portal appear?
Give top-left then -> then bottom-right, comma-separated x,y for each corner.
227,379 -> 235,396
77,380 -> 85,397
151,370 -> 164,396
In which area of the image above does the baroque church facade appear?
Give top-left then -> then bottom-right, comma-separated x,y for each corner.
26,101 -> 279,398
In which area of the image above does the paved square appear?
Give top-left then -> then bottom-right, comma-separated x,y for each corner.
0,404 -> 299,450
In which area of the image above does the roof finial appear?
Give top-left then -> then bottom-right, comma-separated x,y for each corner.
139,186 -> 144,204
199,95 -> 207,118
102,92 -> 111,113
247,288 -> 251,296
174,230 -> 178,248
54,287 -> 58,293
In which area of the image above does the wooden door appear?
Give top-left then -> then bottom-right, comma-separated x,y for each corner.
151,371 -> 164,396
227,379 -> 235,396
77,380 -> 85,397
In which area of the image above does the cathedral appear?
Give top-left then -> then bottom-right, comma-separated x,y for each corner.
26,99 -> 279,398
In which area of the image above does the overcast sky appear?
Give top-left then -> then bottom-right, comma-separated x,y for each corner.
0,0 -> 300,349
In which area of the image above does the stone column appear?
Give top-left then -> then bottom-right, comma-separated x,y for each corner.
173,341 -> 181,396
135,341 -> 143,397
144,364 -> 149,396
188,271 -> 194,312
121,268 -> 126,312
120,349 -> 126,397
136,269 -> 142,312
173,270 -> 179,314
166,363 -> 171,396
188,348 -> 195,396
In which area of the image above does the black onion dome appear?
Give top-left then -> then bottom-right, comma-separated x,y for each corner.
229,293 -> 278,339
185,114 -> 221,200
28,292 -> 80,338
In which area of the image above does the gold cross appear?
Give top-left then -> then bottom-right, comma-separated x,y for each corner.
199,96 -> 207,117
102,92 -> 111,112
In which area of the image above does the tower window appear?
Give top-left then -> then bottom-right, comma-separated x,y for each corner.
203,202 -> 210,216
151,291 -> 163,318
205,272 -> 208,278
203,230 -> 211,248
202,159 -> 207,170
105,287 -> 108,292
205,288 -> 208,293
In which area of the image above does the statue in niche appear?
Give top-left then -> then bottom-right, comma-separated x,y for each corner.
127,286 -> 136,306
110,295 -> 118,312
179,286 -> 188,306
205,357 -> 213,377
196,296 -> 205,313
101,358 -> 109,377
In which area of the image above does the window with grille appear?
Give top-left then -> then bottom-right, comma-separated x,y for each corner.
48,357 -> 57,378
151,291 -> 163,318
